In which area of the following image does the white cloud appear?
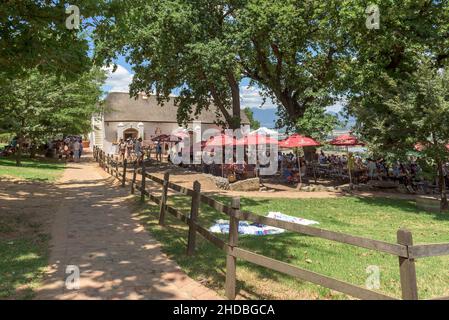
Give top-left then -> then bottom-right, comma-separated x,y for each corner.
240,86 -> 277,109
103,64 -> 134,93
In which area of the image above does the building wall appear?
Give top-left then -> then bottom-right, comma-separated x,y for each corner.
103,121 -> 222,144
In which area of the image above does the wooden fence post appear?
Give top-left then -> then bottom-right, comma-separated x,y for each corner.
159,172 -> 170,225
131,161 -> 137,194
187,181 -> 201,256
140,161 -> 146,202
397,229 -> 419,300
101,151 -> 104,169
107,154 -> 111,173
225,197 -> 240,300
122,159 -> 127,187
115,159 -> 119,178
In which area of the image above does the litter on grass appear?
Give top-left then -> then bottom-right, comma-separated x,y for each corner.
209,212 -> 319,236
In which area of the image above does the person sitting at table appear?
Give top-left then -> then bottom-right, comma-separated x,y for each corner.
283,166 -> 294,183
319,151 -> 327,164
235,161 -> 247,180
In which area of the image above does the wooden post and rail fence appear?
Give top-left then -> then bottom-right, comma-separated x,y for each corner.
92,145 -> 449,300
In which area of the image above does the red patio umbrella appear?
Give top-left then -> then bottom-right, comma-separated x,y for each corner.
415,142 -> 449,152
152,134 -> 181,143
330,134 -> 364,187
279,134 -> 320,187
204,134 -> 238,177
329,134 -> 364,147
205,134 -> 237,147
279,134 -> 320,148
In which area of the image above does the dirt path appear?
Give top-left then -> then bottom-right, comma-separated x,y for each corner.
35,157 -> 221,300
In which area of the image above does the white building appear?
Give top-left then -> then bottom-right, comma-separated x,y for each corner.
91,92 -> 249,153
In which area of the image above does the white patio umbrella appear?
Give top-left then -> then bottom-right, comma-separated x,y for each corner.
250,127 -> 278,136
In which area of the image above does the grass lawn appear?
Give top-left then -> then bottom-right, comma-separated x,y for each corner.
0,155 -> 64,298
0,157 -> 65,182
0,208 -> 50,299
134,195 -> 449,300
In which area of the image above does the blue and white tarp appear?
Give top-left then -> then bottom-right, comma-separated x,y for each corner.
209,212 -> 319,236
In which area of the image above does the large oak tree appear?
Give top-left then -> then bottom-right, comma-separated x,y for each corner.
94,0 -> 245,129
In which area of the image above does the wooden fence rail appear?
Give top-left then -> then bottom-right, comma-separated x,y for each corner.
92,146 -> 449,300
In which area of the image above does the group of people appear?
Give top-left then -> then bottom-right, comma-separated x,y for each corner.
275,150 -> 449,192
47,137 -> 83,162
0,137 -> 19,156
0,136 -> 83,162
308,151 -> 449,192
116,137 -> 144,164
278,153 -> 308,183
318,152 -> 350,167
152,142 -> 449,193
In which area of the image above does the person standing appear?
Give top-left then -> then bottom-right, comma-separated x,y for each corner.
73,139 -> 81,163
118,139 -> 126,162
126,138 -> 134,160
68,139 -> 75,162
135,137 -> 143,165
156,141 -> 162,162
79,138 -> 83,157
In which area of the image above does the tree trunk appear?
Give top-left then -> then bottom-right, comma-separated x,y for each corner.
209,85 -> 233,128
437,161 -> 448,211
15,136 -> 22,166
30,143 -> 37,159
227,72 -> 241,130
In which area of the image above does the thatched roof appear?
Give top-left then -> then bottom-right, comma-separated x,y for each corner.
103,92 -> 250,125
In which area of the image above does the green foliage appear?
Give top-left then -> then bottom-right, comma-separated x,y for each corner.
0,133 -> 13,144
94,0 -> 244,128
295,106 -> 340,141
93,0 -> 359,129
0,68 -> 106,145
350,60 -> 449,208
243,107 -> 261,130
0,1 -> 102,79
350,62 -> 449,161
234,0 -> 354,128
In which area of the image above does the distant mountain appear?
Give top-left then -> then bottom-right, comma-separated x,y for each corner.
249,108 -> 356,130
250,108 -> 278,129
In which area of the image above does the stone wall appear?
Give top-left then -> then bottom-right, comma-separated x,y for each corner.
229,178 -> 261,192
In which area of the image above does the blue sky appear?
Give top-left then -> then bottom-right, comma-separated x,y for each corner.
103,58 -> 344,113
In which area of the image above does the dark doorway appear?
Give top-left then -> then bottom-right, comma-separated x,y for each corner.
124,128 -> 139,140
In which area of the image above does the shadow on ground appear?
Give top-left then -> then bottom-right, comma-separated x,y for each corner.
1,161 -> 218,300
